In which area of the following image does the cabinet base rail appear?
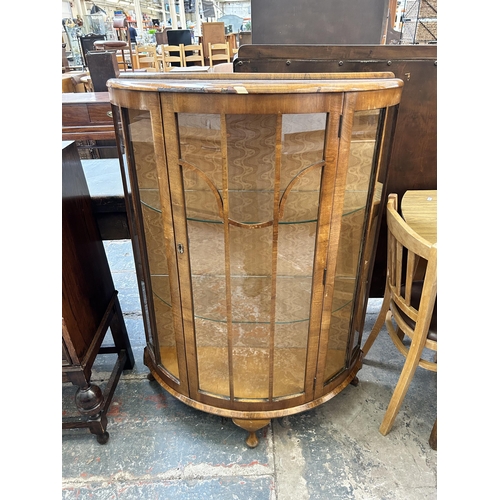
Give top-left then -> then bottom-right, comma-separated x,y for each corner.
144,347 -> 362,447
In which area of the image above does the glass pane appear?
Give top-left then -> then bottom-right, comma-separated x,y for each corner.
128,109 -> 178,378
188,217 -> 228,396
274,114 -> 326,398
227,114 -> 277,224
324,109 -> 380,383
179,114 -> 229,396
230,225 -> 273,400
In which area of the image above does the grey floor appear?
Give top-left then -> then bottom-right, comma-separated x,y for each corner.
62,239 -> 437,499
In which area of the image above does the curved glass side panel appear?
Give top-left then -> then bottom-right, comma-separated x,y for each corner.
127,109 -> 178,378
324,109 -> 380,384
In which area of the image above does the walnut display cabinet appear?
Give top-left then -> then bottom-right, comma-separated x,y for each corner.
108,73 -> 402,447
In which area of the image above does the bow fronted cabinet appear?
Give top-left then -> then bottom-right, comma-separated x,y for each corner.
108,73 -> 402,447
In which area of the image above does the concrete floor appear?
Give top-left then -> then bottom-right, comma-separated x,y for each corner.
62,239 -> 437,499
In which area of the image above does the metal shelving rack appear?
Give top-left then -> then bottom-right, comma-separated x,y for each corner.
400,0 -> 437,45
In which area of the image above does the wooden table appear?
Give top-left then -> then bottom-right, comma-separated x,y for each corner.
401,189 -> 437,244
62,141 -> 134,443
169,65 -> 211,73
400,191 -> 437,450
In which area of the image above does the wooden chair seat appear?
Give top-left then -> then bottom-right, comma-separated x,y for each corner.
94,41 -> 127,49
136,45 -> 160,72
211,62 -> 233,73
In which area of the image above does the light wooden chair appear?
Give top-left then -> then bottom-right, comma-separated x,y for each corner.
208,42 -> 231,67
362,193 -> 437,436
159,44 -> 184,71
180,43 -> 204,66
137,45 -> 160,72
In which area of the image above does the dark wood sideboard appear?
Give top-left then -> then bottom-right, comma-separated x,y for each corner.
62,91 -> 118,158
234,44 -> 437,295
62,93 -> 128,240
62,92 -> 116,142
62,140 -> 134,443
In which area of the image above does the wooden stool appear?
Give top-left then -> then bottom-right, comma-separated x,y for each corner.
94,40 -> 130,71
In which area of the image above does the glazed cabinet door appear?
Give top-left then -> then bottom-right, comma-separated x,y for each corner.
162,93 -> 345,411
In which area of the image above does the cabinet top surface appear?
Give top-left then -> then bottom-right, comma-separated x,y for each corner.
107,73 -> 403,94
62,92 -> 111,104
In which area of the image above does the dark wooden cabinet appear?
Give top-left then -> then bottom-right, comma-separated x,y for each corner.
62,92 -> 116,142
250,0 -> 390,44
62,140 -> 134,443
234,44 -> 437,295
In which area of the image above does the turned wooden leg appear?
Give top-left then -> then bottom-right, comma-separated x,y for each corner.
74,383 -> 108,443
75,383 -> 105,416
350,376 -> 360,387
232,418 -> 270,448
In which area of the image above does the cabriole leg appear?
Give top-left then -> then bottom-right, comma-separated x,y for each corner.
232,418 -> 270,448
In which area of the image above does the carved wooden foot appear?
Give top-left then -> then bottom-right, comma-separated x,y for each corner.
147,372 -> 155,382
232,418 -> 270,448
88,415 -> 109,444
350,376 -> 359,387
95,431 -> 110,444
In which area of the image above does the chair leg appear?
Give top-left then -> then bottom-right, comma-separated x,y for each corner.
362,289 -> 390,356
379,328 -> 428,435
429,418 -> 437,450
